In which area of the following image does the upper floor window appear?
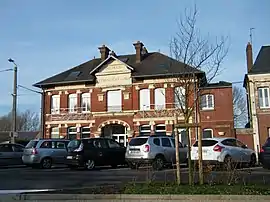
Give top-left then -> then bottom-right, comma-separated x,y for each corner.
174,86 -> 185,109
140,89 -> 150,110
107,90 -> 122,112
202,128 -> 213,138
81,93 -> 91,112
200,94 -> 214,110
51,95 -> 60,114
258,87 -> 270,108
51,127 -> 59,139
68,94 -> 77,113
154,88 -> 165,110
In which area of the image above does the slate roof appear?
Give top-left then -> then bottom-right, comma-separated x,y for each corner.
33,52 -> 205,88
201,81 -> 232,89
249,45 -> 270,74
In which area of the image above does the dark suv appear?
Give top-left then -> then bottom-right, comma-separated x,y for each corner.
66,138 -> 126,170
259,137 -> 270,169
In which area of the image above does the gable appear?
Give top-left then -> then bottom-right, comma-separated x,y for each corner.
95,59 -> 131,76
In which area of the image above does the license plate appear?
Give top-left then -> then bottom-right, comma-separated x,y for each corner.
66,156 -> 73,159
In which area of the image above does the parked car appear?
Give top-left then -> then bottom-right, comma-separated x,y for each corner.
125,135 -> 188,170
191,137 -> 256,169
66,138 -> 126,170
259,137 -> 270,169
0,143 -> 25,166
22,139 -> 70,169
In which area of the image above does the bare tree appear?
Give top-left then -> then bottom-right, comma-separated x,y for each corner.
169,5 -> 229,185
0,109 -> 40,132
233,86 -> 248,128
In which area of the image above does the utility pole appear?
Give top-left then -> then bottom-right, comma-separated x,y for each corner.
8,58 -> 18,144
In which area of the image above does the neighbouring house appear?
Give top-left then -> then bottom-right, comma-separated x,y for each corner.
33,41 -> 234,147
244,43 -> 270,155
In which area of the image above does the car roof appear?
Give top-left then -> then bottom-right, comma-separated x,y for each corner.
199,137 -> 236,141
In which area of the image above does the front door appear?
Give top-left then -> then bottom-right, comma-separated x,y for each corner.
112,134 -> 127,147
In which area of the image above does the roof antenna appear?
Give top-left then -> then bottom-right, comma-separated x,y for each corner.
249,28 -> 255,45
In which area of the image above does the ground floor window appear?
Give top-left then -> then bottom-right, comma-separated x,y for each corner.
155,124 -> 166,136
68,127 -> 77,140
81,127 -> 90,139
202,128 -> 213,138
139,125 -> 151,136
51,127 -> 59,139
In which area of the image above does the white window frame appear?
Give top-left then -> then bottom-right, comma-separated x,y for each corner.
154,88 -> 166,110
202,128 -> 213,138
51,95 -> 60,114
174,86 -> 185,109
155,124 -> 166,136
258,87 -> 270,108
140,125 -> 151,136
201,94 -> 214,110
68,94 -> 77,113
81,93 -> 91,113
107,90 -> 122,112
81,126 -> 90,138
68,127 -> 77,140
51,127 -> 59,139
139,89 -> 150,111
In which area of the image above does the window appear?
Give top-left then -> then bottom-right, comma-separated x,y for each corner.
129,138 -> 148,146
222,139 -> 237,147
171,139 -> 184,148
108,139 -> 121,148
153,138 -> 160,146
68,94 -> 77,113
51,127 -> 59,139
139,125 -> 151,136
258,87 -> 270,108
174,86 -> 185,109
51,95 -> 60,114
0,144 -> 13,152
202,128 -> 213,138
81,93 -> 91,112
40,141 -> 52,148
200,94 -> 214,110
154,88 -> 165,110
55,141 -> 66,149
107,90 -> 122,112
81,127 -> 90,139
155,124 -> 166,136
161,138 -> 172,147
68,127 -> 77,140
193,140 -> 218,147
12,145 -> 24,152
178,128 -> 188,146
139,89 -> 150,110
236,140 -> 246,148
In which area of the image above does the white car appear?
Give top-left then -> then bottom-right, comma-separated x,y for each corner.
191,137 -> 256,169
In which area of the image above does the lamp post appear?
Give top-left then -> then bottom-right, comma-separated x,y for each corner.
8,58 -> 18,144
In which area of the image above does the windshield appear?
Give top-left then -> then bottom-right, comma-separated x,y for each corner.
25,140 -> 38,149
67,140 -> 81,149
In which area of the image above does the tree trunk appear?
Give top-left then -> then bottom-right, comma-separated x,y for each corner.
186,126 -> 193,185
197,127 -> 204,184
174,128 -> 181,185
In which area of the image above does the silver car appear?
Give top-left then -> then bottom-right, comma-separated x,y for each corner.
0,143 -> 25,166
22,139 -> 70,169
125,136 -> 188,170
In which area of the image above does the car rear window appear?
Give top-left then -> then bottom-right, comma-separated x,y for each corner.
129,138 -> 148,146
193,140 -> 218,147
25,140 -> 38,149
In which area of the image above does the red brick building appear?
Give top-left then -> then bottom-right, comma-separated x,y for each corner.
34,41 -> 234,146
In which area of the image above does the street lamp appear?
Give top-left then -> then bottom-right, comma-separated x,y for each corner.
8,58 -> 18,144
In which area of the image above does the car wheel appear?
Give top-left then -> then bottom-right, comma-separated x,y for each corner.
84,159 -> 95,170
223,156 -> 233,171
128,162 -> 139,170
152,156 -> 165,171
249,154 -> 256,167
41,158 -> 52,169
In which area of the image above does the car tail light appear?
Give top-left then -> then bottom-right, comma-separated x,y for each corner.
31,148 -> 38,155
143,144 -> 150,152
260,148 -> 265,153
213,145 -> 224,152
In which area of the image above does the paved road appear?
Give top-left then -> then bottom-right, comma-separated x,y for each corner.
0,166 -> 269,190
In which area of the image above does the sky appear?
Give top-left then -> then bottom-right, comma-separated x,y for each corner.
0,0 -> 269,116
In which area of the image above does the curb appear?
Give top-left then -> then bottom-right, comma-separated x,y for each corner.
1,194 -> 270,201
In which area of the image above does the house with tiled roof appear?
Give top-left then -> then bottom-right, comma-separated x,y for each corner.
34,41 -> 234,147
244,43 -> 270,155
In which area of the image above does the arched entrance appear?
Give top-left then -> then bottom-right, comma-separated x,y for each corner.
98,120 -> 130,147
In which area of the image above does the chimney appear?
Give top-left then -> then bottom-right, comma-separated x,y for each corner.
133,41 -> 144,63
246,42 -> 253,73
98,45 -> 110,61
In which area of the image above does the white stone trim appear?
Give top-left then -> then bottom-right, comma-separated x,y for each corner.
97,119 -> 131,131
135,86 -> 140,90
65,91 -> 69,95
58,91 -> 62,95
45,120 -> 95,125
148,84 -> 155,89
164,83 -> 168,88
47,92 -> 52,96
102,87 -> 125,92
76,90 -> 81,94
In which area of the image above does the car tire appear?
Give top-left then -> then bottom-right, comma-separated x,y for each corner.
152,155 -> 165,171
249,154 -> 256,167
223,156 -> 233,171
40,157 -> 52,169
84,159 -> 95,170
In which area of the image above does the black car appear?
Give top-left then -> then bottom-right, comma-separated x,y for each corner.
66,138 -> 126,170
259,137 -> 270,169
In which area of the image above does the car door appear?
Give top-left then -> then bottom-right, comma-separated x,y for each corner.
53,141 -> 68,164
236,140 -> 250,162
161,137 -> 175,163
107,139 -> 126,165
171,139 -> 187,163
221,139 -> 240,162
83,139 -> 104,166
0,144 -> 14,166
11,144 -> 24,165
